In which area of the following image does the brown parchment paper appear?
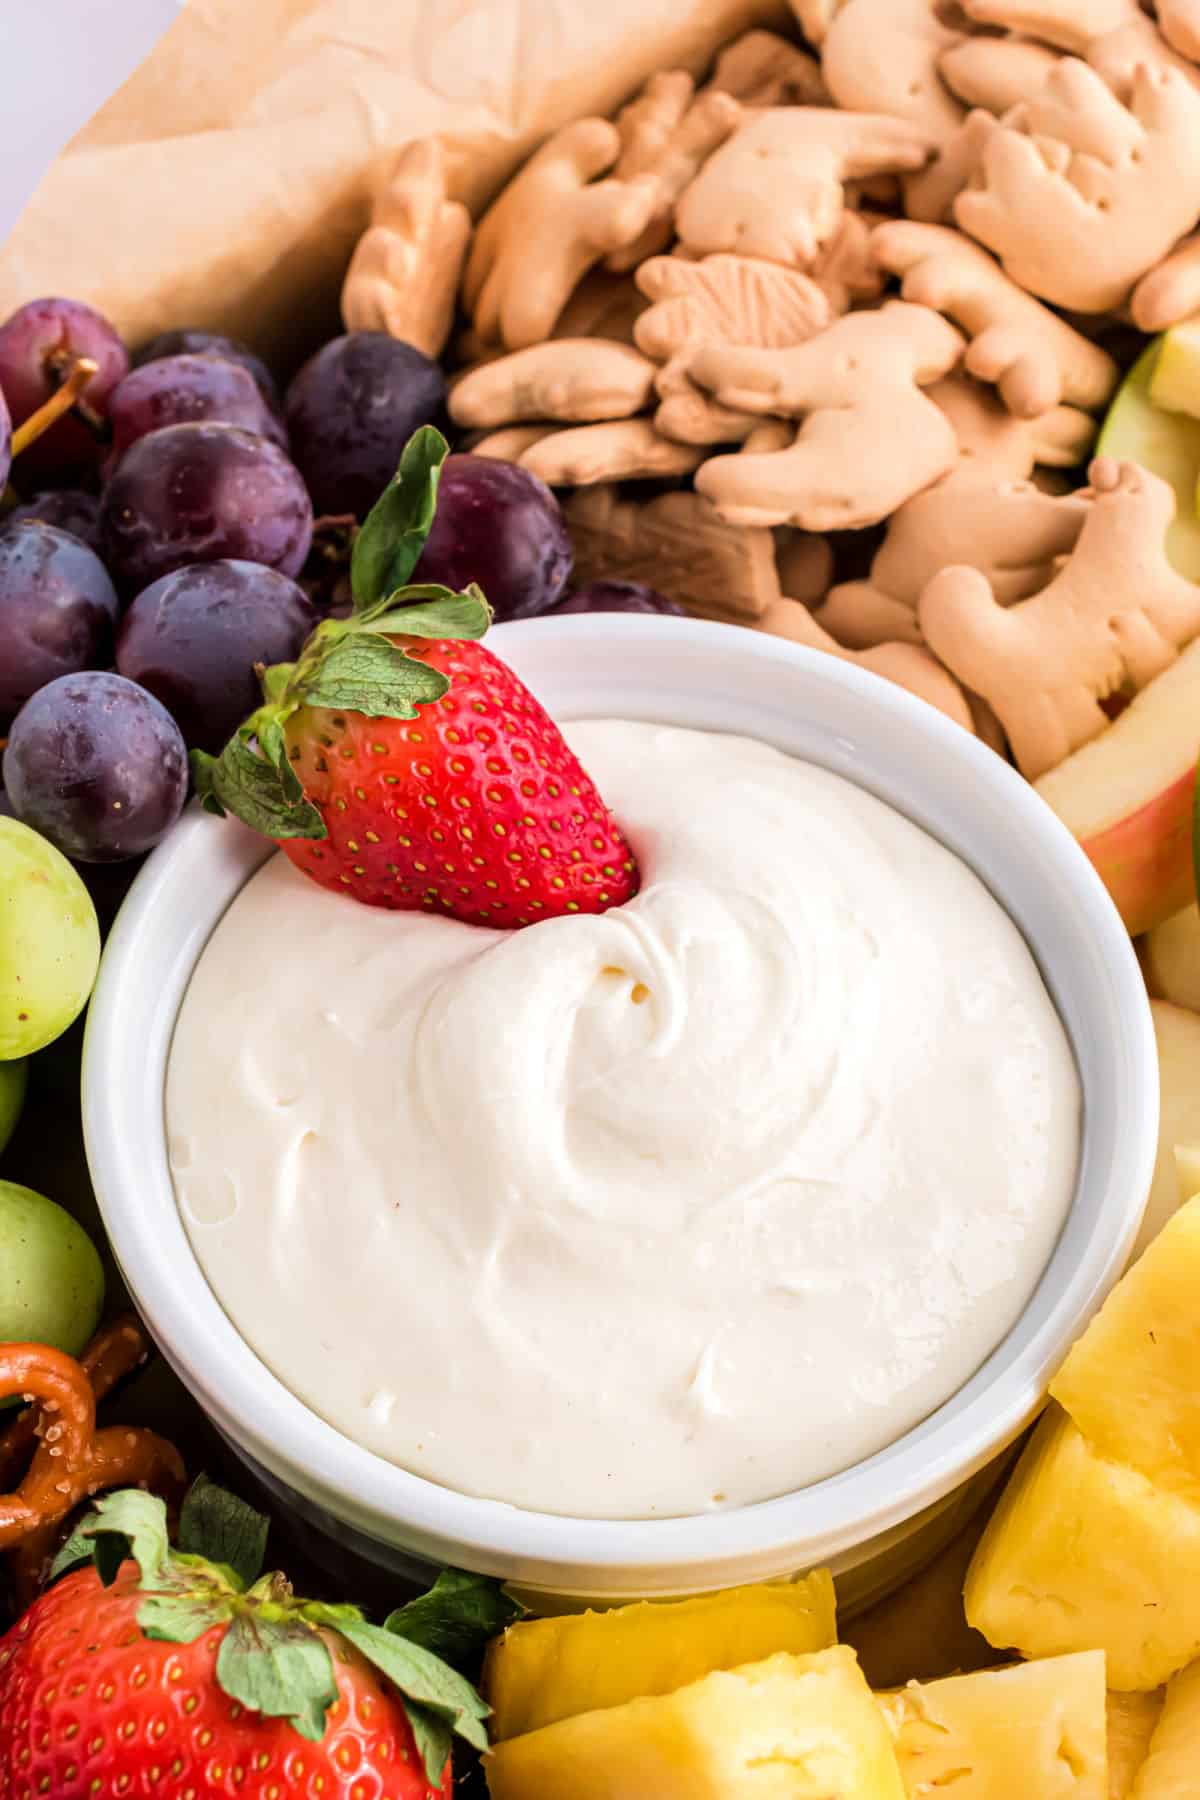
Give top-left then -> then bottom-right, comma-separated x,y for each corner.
0,0 -> 787,370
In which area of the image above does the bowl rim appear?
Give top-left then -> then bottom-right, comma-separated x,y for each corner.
82,614 -> 1159,1593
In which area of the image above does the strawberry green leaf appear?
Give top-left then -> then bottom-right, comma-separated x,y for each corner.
178,1475 -> 269,1591
215,1612 -> 338,1743
385,1569 -> 522,1666
72,1488 -> 172,1588
351,426 -> 448,612
403,1701 -> 454,1790
139,1590 -> 237,1645
327,1615 -> 489,1755
295,634 -> 450,717
363,586 -> 492,644
191,738 -> 326,841
48,1523 -> 100,1584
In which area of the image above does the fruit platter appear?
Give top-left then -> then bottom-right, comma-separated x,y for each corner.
12,0 -> 1200,1793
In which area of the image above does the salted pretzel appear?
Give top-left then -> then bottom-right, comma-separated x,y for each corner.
0,1330 -> 185,1605
0,1313 -> 151,1487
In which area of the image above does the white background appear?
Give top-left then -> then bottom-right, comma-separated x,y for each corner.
0,0 -> 182,247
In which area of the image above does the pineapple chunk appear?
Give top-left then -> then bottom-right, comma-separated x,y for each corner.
484,1571 -> 836,1741
485,1646 -> 906,1800
965,1409 -> 1200,1691
1050,1196 -> 1200,1501
1130,1661 -> 1200,1798
878,1653 -> 1107,1798
1108,1691 -> 1164,1799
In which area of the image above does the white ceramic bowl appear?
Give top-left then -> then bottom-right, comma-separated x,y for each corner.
82,616 -> 1158,1606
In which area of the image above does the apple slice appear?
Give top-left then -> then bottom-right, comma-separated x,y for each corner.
1098,339 -> 1200,581
1034,642 -> 1200,937
1132,1001 -> 1200,1258
1143,904 -> 1200,1012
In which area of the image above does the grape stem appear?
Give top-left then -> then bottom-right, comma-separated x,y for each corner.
11,358 -> 100,458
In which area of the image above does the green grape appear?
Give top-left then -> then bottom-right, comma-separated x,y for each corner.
0,1179 -> 105,1353
0,1056 -> 26,1154
0,817 -> 101,1056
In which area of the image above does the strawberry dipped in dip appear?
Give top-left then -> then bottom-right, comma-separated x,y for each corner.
171,433 -> 1081,1520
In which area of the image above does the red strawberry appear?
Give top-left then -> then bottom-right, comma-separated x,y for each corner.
278,636 -> 636,923
0,1566 -> 451,1800
0,1481 -> 515,1800
192,427 -> 640,924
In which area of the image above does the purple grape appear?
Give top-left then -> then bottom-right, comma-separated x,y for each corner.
134,329 -> 280,413
3,672 -> 187,862
412,454 -> 572,621
0,523 -> 119,725
284,333 -> 446,517
100,422 -> 313,594
4,489 -> 101,550
553,580 -> 683,617
117,559 -> 315,752
107,355 -> 287,465
0,297 -> 128,478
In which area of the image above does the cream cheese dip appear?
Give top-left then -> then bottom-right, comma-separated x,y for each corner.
167,720 -> 1080,1520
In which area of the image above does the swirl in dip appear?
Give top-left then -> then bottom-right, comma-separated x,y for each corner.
167,720 -> 1080,1519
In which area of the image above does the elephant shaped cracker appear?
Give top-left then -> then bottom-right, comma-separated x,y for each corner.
689,301 -> 965,531
340,140 -> 471,359
954,61 -> 1200,311
919,458 -> 1200,777
872,220 -> 1118,416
